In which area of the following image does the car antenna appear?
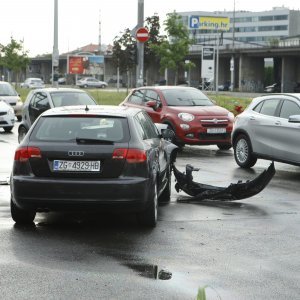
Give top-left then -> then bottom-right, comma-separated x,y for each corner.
85,105 -> 89,112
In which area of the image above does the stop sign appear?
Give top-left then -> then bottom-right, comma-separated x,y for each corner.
136,27 -> 149,43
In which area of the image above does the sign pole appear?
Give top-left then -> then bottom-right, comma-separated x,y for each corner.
136,0 -> 144,87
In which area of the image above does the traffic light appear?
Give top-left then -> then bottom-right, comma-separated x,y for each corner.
128,44 -> 137,65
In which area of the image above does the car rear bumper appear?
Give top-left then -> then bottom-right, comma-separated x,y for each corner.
11,176 -> 150,213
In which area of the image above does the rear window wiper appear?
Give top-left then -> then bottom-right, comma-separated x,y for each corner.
76,137 -> 114,145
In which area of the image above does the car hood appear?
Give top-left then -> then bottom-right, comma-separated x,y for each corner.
0,95 -> 21,104
0,100 -> 11,111
167,105 -> 229,116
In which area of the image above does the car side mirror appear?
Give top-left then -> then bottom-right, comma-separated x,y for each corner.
146,100 -> 162,111
288,115 -> 300,123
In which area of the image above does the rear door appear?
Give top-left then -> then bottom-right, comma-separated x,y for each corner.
272,99 -> 300,163
28,116 -> 130,179
248,98 -> 281,156
28,92 -> 51,126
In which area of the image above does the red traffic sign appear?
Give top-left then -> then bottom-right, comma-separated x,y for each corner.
136,27 -> 149,43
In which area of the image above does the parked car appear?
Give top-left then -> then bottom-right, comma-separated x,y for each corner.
232,93 -> 300,168
18,87 -> 97,143
10,105 -> 177,227
264,82 -> 281,93
21,78 -> 45,89
120,86 -> 234,149
0,81 -> 23,121
0,99 -> 15,132
76,77 -> 108,88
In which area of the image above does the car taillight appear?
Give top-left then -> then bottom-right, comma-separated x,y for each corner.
14,147 -> 42,162
112,148 -> 146,163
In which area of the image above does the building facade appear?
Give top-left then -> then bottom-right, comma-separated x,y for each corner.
179,7 -> 300,48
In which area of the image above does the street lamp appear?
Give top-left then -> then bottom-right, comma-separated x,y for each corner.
230,0 -> 236,91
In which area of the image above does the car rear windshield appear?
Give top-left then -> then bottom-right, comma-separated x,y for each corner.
31,116 -> 129,142
162,89 -> 214,106
50,92 -> 96,107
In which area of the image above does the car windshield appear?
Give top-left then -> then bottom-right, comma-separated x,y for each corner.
162,89 -> 214,106
0,84 -> 18,96
32,79 -> 43,84
31,116 -> 129,142
50,92 -> 96,106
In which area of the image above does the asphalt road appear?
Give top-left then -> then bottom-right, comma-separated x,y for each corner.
0,124 -> 299,300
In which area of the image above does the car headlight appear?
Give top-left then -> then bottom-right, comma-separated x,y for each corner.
178,113 -> 194,122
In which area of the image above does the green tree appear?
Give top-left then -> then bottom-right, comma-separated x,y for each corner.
111,15 -> 165,86
0,37 -> 30,84
150,11 -> 194,85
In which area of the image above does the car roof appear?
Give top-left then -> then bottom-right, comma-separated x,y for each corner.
41,105 -> 141,118
0,81 -> 13,86
134,85 -> 199,91
30,87 -> 88,93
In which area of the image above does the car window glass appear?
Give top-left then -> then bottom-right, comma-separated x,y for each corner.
134,115 -> 147,140
259,99 -> 279,116
279,100 -> 300,119
31,92 -> 50,109
32,116 -> 129,142
136,112 -> 159,139
50,92 -> 96,106
145,90 -> 160,102
128,90 -> 145,105
162,89 -> 213,106
253,101 -> 264,112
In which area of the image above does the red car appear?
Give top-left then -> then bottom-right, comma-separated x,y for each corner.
120,86 -> 234,149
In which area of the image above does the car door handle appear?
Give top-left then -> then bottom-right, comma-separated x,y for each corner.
275,121 -> 281,126
249,116 -> 255,120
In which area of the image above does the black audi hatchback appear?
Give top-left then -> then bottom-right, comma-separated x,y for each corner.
11,105 -> 177,227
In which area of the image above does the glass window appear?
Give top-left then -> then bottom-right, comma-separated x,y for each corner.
259,16 -> 274,21
279,100 -> 300,119
253,101 -> 264,113
274,15 -> 288,20
274,25 -> 288,31
162,88 -> 213,106
50,92 -> 96,106
31,92 -> 50,110
259,99 -> 279,116
0,83 -> 18,96
32,116 -> 129,142
128,90 -> 145,105
135,112 -> 158,139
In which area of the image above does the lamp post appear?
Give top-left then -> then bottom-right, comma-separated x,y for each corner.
52,0 -> 59,87
230,0 -> 236,91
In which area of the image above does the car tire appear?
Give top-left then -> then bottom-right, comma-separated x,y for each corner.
11,197 -> 36,225
217,144 -> 232,150
159,166 -> 171,203
233,134 -> 257,168
4,126 -> 13,132
84,84 -> 88,88
101,85 -> 106,88
18,127 -> 28,143
137,181 -> 158,227
165,124 -> 185,148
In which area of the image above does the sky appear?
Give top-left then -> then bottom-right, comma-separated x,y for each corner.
1,0 -> 300,57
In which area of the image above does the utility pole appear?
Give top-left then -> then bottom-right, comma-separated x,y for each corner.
230,0 -> 235,91
136,0 -> 144,87
52,0 -> 59,87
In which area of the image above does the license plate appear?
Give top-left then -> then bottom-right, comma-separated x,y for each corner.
207,128 -> 226,134
53,160 -> 100,172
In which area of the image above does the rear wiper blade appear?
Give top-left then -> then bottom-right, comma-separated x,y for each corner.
76,137 -> 114,145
